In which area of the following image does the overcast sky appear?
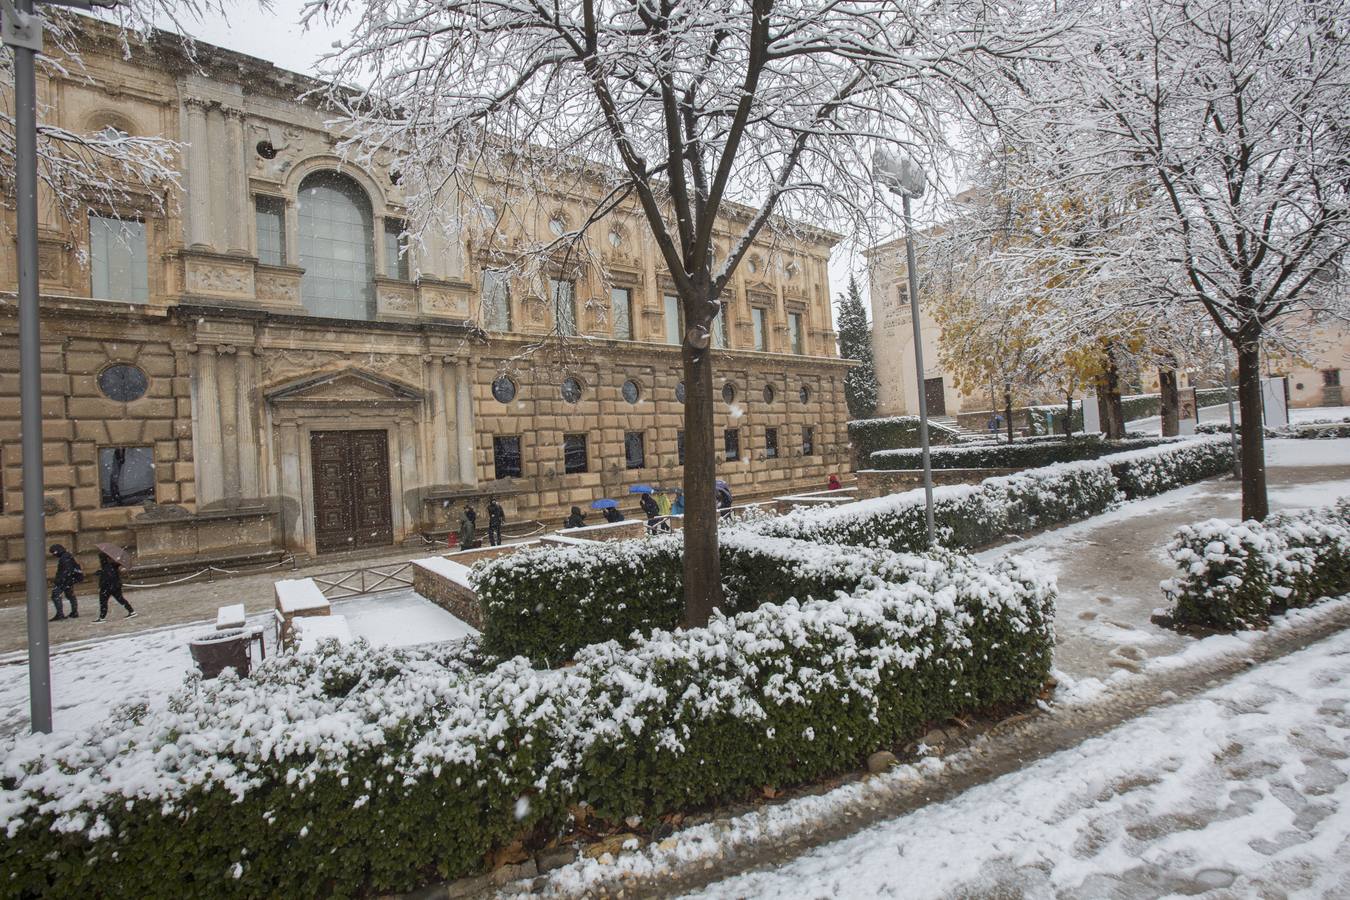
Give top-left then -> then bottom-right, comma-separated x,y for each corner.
186,2 -> 886,323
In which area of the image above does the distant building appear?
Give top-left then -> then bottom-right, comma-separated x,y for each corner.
0,23 -> 851,586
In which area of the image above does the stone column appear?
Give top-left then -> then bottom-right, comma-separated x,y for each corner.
455,358 -> 477,485
185,100 -> 211,249
278,421 -> 304,550
235,347 -> 259,498
194,345 -> 224,505
427,355 -> 451,485
206,104 -> 230,250
224,108 -> 249,255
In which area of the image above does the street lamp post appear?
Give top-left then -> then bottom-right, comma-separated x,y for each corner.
874,150 -> 935,548
3,0 -> 116,733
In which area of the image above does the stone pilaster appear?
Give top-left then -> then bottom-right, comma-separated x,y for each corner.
224,108 -> 249,255
218,345 -> 240,500
235,347 -> 259,497
278,421 -> 303,549
455,358 -> 477,485
193,345 -> 224,505
184,99 -> 211,249
206,104 -> 230,250
427,355 -> 452,484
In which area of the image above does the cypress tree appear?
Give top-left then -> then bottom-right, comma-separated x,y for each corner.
837,273 -> 880,420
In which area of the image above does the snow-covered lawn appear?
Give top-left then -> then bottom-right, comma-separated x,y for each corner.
0,587 -> 474,736
1265,436 -> 1350,467
681,627 -> 1350,900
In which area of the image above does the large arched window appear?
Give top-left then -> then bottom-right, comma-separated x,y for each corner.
297,171 -> 375,320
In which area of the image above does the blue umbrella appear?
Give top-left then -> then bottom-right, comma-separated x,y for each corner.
590,498 -> 619,510
715,479 -> 730,492
629,485 -> 654,494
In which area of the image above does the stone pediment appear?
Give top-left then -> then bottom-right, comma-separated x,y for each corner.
264,367 -> 423,405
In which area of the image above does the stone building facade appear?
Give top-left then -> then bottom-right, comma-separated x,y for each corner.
0,27 -> 851,587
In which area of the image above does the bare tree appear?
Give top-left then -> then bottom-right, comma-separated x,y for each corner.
306,0 -> 1055,624
1003,0 -> 1350,519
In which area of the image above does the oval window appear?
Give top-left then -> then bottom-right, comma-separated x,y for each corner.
722,382 -> 736,404
622,379 -> 640,404
561,376 -> 583,403
98,364 -> 149,402
491,375 -> 517,404
675,381 -> 686,404
799,385 -> 810,404
763,384 -> 776,403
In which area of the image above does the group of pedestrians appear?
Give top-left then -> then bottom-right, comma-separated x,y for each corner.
457,496 -> 506,549
46,544 -> 137,623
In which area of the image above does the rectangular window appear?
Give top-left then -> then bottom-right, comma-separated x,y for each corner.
563,432 -> 588,474
1324,369 -> 1342,386
803,426 -> 815,456
752,307 -> 768,352
551,278 -> 577,336
611,287 -> 634,340
664,294 -> 684,345
89,215 -> 148,303
493,435 -> 522,479
624,431 -> 646,469
255,196 -> 285,266
724,428 -> 740,462
677,430 -> 685,466
712,302 -> 728,348
383,219 -> 409,280
788,312 -> 804,355
482,269 -> 511,332
765,427 -> 779,459
99,446 -> 155,507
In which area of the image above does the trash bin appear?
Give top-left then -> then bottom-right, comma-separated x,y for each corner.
189,629 -> 251,679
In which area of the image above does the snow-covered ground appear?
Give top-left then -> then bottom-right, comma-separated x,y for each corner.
1126,402 -> 1350,434
682,627 -> 1350,900
0,587 -> 474,736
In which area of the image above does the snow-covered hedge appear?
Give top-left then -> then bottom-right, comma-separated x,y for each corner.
0,555 -> 1054,899
847,415 -> 959,462
869,435 -> 1175,471
1162,499 -> 1350,630
755,437 -> 1234,553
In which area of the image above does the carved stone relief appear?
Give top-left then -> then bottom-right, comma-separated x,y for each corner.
255,270 -> 301,306
185,260 -> 253,297
261,349 -> 421,388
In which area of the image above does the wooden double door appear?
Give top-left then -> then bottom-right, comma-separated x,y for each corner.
310,429 -> 394,554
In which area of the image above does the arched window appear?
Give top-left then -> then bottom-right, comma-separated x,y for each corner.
297,171 -> 375,320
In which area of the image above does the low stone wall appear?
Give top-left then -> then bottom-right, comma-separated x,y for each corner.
855,467 -> 1019,499
131,504 -> 282,571
442,541 -> 539,567
412,558 -> 485,630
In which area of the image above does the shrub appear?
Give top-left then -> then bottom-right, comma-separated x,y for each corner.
0,552 -> 1054,900
1162,499 -> 1350,630
868,435 -> 1175,471
1106,437 -> 1235,499
847,416 -> 959,463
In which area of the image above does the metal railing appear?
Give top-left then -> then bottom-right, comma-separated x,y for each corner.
310,561 -> 415,600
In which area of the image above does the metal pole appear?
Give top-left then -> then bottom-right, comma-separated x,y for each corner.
6,0 -> 53,732
903,194 -> 935,548
1223,339 -> 1240,479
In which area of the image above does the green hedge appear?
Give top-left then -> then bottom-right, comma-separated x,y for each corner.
868,435 -> 1175,471
1162,499 -> 1350,630
847,416 -> 959,462
0,551 -> 1054,899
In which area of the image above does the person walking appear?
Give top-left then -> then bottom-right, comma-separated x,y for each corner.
602,505 -> 625,523
671,490 -> 685,516
717,487 -> 733,520
640,490 -> 662,534
487,496 -> 505,546
458,502 -> 478,549
47,544 -> 83,621
94,550 -> 136,623
655,489 -> 672,518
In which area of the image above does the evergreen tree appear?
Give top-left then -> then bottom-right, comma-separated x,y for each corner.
836,274 -> 880,420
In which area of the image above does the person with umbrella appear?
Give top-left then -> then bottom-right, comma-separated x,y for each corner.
716,481 -> 733,520
94,543 -> 136,623
655,488 -> 673,518
592,498 -> 624,523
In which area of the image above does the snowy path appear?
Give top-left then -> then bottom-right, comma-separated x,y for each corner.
0,588 -> 475,736
978,438 -> 1350,686
684,627 -> 1350,900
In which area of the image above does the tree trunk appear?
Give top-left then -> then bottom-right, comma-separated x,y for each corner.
1100,355 -> 1126,439
1159,367 -> 1180,437
1004,387 -> 1014,443
1236,335 -> 1269,521
681,290 -> 723,627
1064,393 -> 1074,437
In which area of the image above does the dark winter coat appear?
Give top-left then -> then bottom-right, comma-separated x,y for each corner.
50,545 -> 81,589
564,507 -> 586,529
602,507 -> 624,523
98,553 -> 123,591
639,493 -> 660,519
488,501 -> 504,525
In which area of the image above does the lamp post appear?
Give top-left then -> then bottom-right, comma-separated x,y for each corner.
874,150 -> 935,548
2,0 -> 117,733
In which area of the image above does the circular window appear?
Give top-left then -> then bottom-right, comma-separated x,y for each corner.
763,384 -> 776,403
491,375 -> 517,404
622,379 -> 641,404
722,382 -> 736,404
98,364 -> 148,403
255,140 -> 277,160
675,381 -> 686,404
549,216 -> 566,237
561,376 -> 583,403
799,385 -> 810,404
